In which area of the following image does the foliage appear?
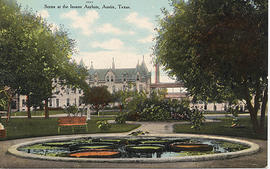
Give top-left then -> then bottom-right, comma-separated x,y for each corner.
115,112 -> 127,124
190,108 -> 205,130
216,141 -> 249,152
115,91 -> 192,122
129,130 -> 149,136
96,120 -> 111,130
0,0 -> 88,119
154,0 -> 267,133
226,105 -> 241,127
82,86 -> 112,116
64,105 -> 79,116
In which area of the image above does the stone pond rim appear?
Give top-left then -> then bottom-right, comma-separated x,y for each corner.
7,133 -> 260,163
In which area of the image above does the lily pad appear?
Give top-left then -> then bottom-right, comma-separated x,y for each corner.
20,144 -> 63,150
170,144 -> 213,152
70,151 -> 121,158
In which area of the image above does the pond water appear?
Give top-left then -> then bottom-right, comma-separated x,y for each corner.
18,136 -> 249,158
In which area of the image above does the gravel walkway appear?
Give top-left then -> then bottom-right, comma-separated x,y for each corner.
125,119 -> 219,134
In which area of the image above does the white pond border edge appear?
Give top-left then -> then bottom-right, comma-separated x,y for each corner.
7,133 -> 260,163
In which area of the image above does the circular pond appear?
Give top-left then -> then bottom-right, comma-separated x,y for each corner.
8,134 -> 260,163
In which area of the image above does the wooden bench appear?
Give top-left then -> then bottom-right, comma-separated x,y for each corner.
0,123 -> 6,138
0,129 -> 6,138
58,116 -> 88,134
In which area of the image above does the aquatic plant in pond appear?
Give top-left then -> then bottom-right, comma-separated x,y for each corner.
18,137 -> 250,159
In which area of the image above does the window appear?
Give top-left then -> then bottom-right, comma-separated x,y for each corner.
56,99 -> 59,107
139,84 -> 143,92
112,85 -> 116,93
111,76 -> 114,82
137,74 -> 140,81
204,104 -> 207,110
67,98 -> 70,106
79,97 -> 83,106
49,99 -> 52,107
106,76 -> 110,82
22,99 -> 26,107
123,74 -> 127,82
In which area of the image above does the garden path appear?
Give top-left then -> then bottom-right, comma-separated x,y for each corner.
123,119 -> 219,134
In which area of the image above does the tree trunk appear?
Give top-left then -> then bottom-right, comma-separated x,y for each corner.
260,87 -> 268,131
245,96 -> 260,133
249,109 -> 259,133
26,95 -> 31,119
44,99 -> 49,119
6,98 -> 11,122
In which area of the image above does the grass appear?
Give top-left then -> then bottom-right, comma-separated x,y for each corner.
9,110 -> 119,116
173,117 -> 267,140
203,111 -> 248,114
11,110 -> 64,116
0,117 -> 140,141
99,111 -> 119,116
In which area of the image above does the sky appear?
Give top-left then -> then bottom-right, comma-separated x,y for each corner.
17,0 -> 176,83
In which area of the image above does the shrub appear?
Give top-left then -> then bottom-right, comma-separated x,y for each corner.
116,98 -> 192,122
64,105 -> 78,116
190,108 -> 205,130
96,120 -> 111,130
115,112 -> 127,124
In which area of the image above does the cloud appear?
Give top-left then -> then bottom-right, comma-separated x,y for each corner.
138,35 -> 153,43
61,10 -> 99,36
96,23 -> 135,35
96,24 -> 123,35
91,39 -> 124,50
125,12 -> 154,32
38,9 -> 49,19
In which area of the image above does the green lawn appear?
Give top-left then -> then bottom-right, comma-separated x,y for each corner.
0,117 -> 140,141
98,111 -> 119,116
203,111 -> 248,114
10,110 -> 120,116
11,110 -> 64,116
174,117 -> 267,140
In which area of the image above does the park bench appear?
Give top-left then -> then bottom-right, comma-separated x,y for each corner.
58,116 -> 88,134
0,123 -> 6,138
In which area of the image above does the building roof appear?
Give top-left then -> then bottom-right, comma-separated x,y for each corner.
88,58 -> 151,83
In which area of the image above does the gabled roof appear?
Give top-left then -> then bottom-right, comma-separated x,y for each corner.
88,58 -> 151,82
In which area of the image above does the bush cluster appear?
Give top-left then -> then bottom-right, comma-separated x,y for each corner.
116,98 -> 192,122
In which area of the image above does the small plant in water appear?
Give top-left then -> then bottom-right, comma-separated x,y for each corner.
129,130 -> 149,136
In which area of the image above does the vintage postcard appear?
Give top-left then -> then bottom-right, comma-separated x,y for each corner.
0,0 -> 267,168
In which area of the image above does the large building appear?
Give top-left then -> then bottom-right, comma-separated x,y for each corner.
87,57 -> 151,93
14,57 -> 151,111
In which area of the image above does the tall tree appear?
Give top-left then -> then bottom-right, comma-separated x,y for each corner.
83,86 -> 112,116
0,0 -> 87,119
154,0 -> 267,133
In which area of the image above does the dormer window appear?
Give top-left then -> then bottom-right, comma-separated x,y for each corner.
106,76 -> 109,82
111,76 -> 114,82
137,74 -> 140,81
123,73 -> 127,82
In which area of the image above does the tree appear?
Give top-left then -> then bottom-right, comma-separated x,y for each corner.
82,86 -> 112,116
0,0 -> 87,119
154,0 -> 267,133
